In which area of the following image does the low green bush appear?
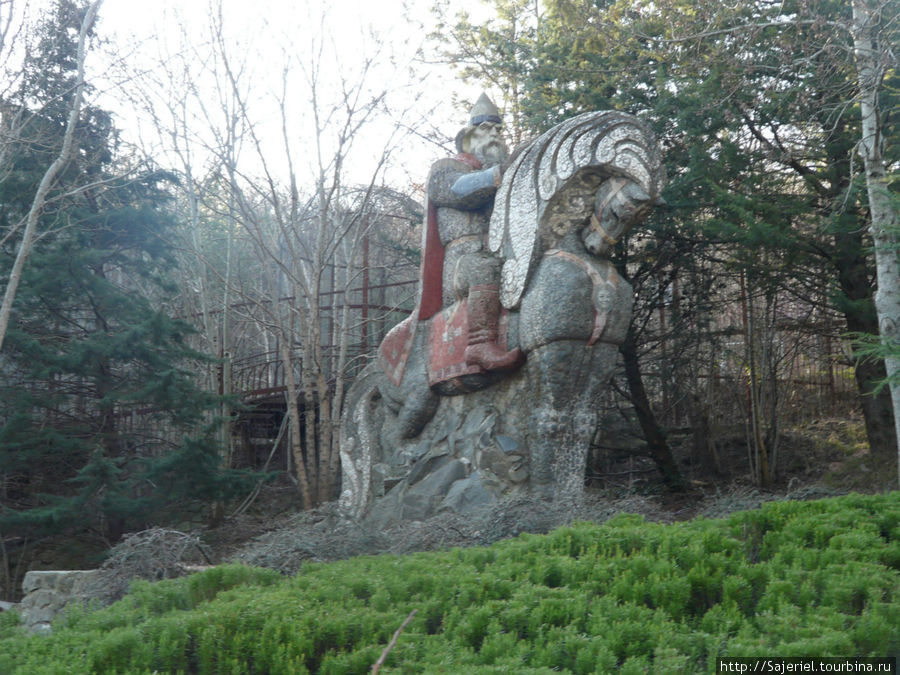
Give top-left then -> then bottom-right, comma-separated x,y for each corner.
1,492 -> 898,673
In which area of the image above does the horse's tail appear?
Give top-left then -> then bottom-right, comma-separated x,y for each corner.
338,362 -> 383,520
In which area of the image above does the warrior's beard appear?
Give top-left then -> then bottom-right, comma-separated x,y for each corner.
475,141 -> 508,168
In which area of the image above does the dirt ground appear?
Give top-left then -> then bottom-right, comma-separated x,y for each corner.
7,417 -> 897,605
196,416 -> 896,575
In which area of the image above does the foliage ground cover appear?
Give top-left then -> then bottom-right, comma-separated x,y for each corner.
1,492 -> 899,673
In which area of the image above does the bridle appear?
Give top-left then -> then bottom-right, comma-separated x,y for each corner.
587,177 -> 629,248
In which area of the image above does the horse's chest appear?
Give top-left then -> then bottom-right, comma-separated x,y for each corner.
518,252 -> 632,351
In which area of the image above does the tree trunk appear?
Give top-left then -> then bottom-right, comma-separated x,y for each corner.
620,328 -> 685,489
316,373 -> 333,504
834,223 -> 897,458
740,272 -> 773,488
278,338 -> 313,510
851,0 -> 900,484
0,1 -> 103,353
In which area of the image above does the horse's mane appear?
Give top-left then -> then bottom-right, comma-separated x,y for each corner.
488,111 -> 665,310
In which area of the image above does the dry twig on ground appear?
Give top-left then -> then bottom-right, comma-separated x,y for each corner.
371,609 -> 417,674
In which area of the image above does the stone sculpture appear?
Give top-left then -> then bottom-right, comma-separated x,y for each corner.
339,96 -> 665,524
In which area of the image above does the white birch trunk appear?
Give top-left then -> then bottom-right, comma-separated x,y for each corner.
851,0 -> 900,484
0,0 -> 103,353
279,333 -> 313,510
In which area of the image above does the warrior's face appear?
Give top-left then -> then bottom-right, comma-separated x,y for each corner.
467,122 -> 508,168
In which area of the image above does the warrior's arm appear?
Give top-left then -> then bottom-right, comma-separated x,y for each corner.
427,158 -> 501,210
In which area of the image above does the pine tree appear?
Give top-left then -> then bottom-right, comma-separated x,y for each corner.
0,1 -> 253,542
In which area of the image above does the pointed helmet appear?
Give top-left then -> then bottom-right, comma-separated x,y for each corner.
469,92 -> 502,126
456,93 -> 503,153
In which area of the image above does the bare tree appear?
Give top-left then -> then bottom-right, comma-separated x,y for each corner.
124,1 -> 427,507
222,68 -> 417,507
0,0 -> 31,178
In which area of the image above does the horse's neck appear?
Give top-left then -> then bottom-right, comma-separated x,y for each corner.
550,230 -> 587,256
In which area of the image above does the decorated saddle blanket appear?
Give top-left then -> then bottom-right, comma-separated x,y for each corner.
377,301 -> 512,388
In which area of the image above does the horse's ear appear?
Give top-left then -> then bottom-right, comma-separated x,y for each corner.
625,183 -> 651,204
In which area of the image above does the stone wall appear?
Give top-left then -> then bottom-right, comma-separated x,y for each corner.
19,570 -> 100,633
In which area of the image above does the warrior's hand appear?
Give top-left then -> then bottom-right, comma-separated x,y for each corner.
450,166 -> 502,203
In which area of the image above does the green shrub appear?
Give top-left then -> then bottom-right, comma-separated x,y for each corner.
0,493 -> 898,673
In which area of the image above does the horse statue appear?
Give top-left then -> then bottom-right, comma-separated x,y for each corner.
339,110 -> 665,523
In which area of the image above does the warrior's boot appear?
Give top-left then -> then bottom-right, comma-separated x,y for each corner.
465,284 -> 525,372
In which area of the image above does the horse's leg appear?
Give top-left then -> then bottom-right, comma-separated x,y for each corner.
377,327 -> 441,443
339,357 -> 442,519
518,248 -> 634,505
526,340 -> 618,505
393,388 -> 440,441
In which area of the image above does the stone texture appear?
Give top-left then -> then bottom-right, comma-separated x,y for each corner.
402,458 -> 468,520
438,472 -> 495,514
20,570 -> 101,633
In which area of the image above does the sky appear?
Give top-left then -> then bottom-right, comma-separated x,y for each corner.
89,0 -> 495,189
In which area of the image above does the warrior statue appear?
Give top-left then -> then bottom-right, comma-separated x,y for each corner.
428,94 -> 524,373
340,96 -> 665,523
377,94 -> 524,438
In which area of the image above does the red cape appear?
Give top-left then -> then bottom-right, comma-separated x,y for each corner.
378,153 -> 482,385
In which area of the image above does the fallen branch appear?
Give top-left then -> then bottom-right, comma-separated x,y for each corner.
371,609 -> 417,674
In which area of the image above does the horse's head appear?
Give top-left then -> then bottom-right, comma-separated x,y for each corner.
581,177 -> 660,257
